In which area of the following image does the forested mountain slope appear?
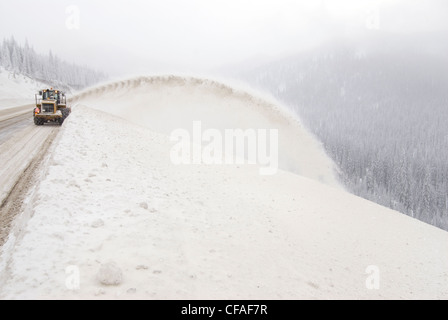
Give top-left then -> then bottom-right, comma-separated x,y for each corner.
235,35 -> 448,230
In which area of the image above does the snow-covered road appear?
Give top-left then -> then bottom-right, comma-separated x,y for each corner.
0,105 -> 33,145
0,106 -> 59,246
0,76 -> 447,300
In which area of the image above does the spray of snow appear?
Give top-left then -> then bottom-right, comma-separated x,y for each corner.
72,75 -> 341,187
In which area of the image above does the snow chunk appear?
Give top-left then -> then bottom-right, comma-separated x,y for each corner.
90,219 -> 104,228
97,262 -> 123,286
139,202 -> 149,210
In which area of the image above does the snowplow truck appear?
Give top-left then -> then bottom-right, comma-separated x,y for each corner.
33,89 -> 71,125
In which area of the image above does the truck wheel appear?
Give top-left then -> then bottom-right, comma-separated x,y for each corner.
60,108 -> 70,125
34,117 -> 43,126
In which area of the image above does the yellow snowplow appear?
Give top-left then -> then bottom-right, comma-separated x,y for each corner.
34,89 -> 71,125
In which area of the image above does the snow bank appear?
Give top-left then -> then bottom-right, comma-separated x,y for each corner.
0,68 -> 50,109
0,106 -> 447,299
72,75 -> 340,187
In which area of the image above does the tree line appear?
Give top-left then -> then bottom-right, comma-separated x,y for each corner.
0,36 -> 106,90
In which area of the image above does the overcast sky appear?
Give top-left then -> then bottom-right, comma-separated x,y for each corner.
0,0 -> 447,76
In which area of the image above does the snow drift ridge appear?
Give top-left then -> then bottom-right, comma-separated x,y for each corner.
72,75 -> 339,187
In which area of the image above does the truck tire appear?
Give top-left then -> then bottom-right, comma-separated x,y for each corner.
34,117 -> 44,126
59,108 -> 70,125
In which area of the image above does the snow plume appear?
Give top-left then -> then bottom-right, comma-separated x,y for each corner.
72,75 -> 340,187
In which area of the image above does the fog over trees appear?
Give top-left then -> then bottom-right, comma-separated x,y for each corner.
235,35 -> 448,231
0,36 -> 106,90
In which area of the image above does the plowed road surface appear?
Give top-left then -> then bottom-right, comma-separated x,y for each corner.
0,105 -> 59,245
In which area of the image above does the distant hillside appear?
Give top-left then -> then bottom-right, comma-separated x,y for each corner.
0,66 -> 56,109
0,36 -> 107,92
234,34 -> 448,230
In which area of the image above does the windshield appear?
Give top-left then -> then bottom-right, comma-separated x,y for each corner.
43,91 -> 56,100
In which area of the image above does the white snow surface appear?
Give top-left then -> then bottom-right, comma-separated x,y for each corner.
0,77 -> 447,299
0,68 -> 50,109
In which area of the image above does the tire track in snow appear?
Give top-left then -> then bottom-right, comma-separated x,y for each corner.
0,110 -> 60,247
